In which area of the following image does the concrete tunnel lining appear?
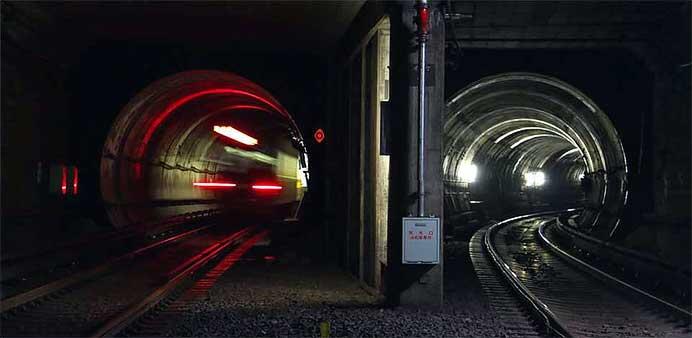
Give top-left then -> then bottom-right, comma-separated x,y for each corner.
444,73 -> 628,237
100,70 -> 307,228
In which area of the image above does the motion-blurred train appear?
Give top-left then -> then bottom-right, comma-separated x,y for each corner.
196,132 -> 309,222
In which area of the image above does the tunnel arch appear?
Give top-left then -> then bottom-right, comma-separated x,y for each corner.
101,70 -> 307,228
444,73 -> 628,237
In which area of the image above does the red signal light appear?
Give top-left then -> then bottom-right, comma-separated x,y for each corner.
314,128 -> 325,143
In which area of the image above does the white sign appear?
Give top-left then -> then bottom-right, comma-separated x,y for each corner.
402,217 -> 440,264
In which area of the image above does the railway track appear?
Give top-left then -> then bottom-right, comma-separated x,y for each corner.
1,209 -> 222,301
474,211 -> 692,337
469,228 -> 543,337
0,224 -> 265,337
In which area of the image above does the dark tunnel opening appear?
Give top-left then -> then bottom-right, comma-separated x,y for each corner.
444,73 -> 628,238
100,70 -> 308,228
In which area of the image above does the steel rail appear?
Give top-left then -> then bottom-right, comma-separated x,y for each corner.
1,209 -> 221,265
91,226 -> 258,337
557,214 -> 688,275
538,221 -> 692,318
1,223 -> 215,312
483,210 -> 575,338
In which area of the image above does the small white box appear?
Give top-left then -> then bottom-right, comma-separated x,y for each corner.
402,217 -> 440,264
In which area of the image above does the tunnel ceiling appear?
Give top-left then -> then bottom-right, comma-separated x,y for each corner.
445,73 -> 628,237
6,1 -> 365,52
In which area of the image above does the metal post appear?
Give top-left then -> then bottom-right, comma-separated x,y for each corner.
416,0 -> 429,217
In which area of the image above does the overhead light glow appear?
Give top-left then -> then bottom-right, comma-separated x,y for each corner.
524,171 -> 545,187
459,163 -> 478,183
193,182 -> 237,188
213,125 -> 258,146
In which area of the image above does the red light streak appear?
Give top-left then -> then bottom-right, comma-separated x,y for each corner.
251,184 -> 282,190
133,163 -> 142,179
193,182 -> 237,188
61,166 -> 67,195
192,182 -> 237,188
213,125 -> 258,146
137,88 -> 286,158
217,104 -> 270,114
72,167 -> 78,195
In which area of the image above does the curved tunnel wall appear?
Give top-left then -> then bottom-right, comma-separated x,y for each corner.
101,70 -> 306,228
445,73 -> 628,236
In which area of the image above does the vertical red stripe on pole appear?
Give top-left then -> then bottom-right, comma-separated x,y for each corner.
72,167 -> 79,195
61,166 -> 68,195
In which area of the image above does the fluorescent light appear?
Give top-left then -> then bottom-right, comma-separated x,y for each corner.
510,134 -> 559,149
213,125 -> 258,146
556,148 -> 580,161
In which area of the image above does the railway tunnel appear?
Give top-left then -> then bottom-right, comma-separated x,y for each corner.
1,1 -> 690,336
444,72 -> 628,238
100,70 -> 307,227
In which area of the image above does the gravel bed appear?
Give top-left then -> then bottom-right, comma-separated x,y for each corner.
167,241 -> 512,337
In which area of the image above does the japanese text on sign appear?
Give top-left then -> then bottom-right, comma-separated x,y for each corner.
402,217 -> 440,264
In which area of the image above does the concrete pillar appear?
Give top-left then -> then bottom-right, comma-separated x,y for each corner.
387,1 -> 445,306
634,4 -> 691,221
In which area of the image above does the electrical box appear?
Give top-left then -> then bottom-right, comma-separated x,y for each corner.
402,217 -> 440,264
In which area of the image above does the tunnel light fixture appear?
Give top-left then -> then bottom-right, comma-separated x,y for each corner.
193,182 -> 237,188
524,171 -> 545,187
459,163 -> 478,183
556,148 -> 581,162
495,127 -> 557,144
213,125 -> 258,146
510,134 -> 558,149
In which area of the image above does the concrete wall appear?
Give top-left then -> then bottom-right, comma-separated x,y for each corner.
1,3 -> 72,216
327,1 -> 393,292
